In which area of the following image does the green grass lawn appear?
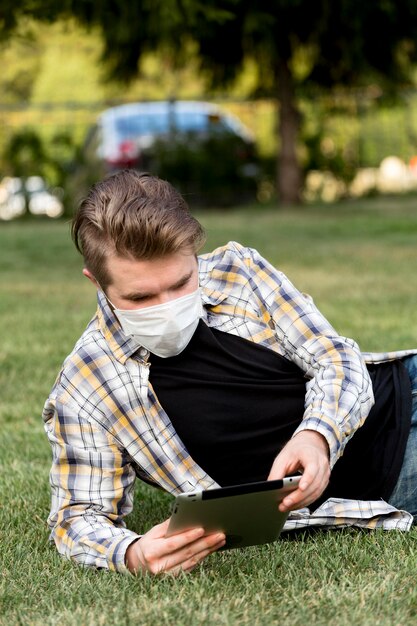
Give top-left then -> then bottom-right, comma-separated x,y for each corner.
2,195 -> 417,625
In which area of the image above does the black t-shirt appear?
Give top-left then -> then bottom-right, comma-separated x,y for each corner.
149,320 -> 411,502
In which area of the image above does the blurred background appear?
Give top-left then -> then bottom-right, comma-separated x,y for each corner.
3,2 -> 417,219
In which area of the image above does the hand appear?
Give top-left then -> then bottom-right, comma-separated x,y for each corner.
267,430 -> 330,512
125,519 -> 226,576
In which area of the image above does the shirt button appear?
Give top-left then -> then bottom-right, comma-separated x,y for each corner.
139,347 -> 148,358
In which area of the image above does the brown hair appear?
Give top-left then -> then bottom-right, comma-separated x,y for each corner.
71,170 -> 206,289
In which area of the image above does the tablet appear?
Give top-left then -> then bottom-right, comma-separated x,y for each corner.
166,476 -> 301,550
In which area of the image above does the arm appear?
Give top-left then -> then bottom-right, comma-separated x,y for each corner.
43,397 -> 140,572
237,245 -> 374,506
43,398 -> 224,574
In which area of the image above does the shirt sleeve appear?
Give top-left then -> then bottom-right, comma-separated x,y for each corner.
237,243 -> 375,466
43,397 -> 140,573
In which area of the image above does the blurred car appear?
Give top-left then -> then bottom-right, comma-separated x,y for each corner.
83,100 -> 259,177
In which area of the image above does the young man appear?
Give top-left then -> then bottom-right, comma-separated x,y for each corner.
43,169 -> 417,575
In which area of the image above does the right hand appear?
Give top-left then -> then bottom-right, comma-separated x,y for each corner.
267,430 -> 330,512
125,519 -> 226,575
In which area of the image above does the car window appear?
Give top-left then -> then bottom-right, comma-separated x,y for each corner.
174,112 -> 207,131
114,110 -> 230,139
115,114 -> 169,137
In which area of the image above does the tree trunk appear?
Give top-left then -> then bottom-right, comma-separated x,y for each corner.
276,58 -> 303,204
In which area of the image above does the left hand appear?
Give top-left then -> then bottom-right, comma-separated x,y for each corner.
267,430 -> 330,512
126,519 -> 225,575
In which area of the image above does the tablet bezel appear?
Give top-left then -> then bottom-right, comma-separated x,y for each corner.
196,476 -> 300,500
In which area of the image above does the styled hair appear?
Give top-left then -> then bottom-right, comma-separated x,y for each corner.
71,170 -> 206,289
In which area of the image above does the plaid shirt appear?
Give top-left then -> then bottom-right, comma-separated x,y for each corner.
43,242 -> 415,572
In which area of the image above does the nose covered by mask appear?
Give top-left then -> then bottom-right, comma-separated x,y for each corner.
112,288 -> 203,358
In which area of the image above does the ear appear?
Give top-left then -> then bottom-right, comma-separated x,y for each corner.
82,268 -> 99,289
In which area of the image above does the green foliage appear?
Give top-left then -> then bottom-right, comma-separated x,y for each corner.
0,28 -> 44,102
4,3 -> 417,97
302,123 -> 357,185
2,127 -> 81,214
63,2 -> 417,91
3,129 -> 48,179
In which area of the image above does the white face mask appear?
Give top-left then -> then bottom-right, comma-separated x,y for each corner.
112,287 -> 203,358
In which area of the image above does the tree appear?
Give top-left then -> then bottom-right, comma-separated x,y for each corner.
3,1 -> 417,203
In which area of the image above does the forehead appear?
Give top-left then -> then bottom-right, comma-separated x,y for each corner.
106,250 -> 197,290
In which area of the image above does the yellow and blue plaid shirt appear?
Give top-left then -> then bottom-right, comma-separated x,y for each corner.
43,242 -> 415,572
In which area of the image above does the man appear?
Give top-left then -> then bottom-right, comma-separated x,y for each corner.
43,169 -> 417,575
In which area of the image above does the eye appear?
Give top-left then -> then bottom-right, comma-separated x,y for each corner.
129,296 -> 148,303
174,275 -> 193,291
175,279 -> 189,290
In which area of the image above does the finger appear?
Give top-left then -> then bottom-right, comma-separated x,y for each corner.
150,533 -> 225,575
279,487 -> 305,511
273,460 -> 317,508
281,456 -> 329,502
279,468 -> 329,511
297,457 -> 325,491
163,531 -> 226,571
166,537 -> 226,575
158,526 -> 207,554
280,487 -> 316,511
138,526 -> 207,571
148,517 -> 204,540
179,538 -> 226,573
267,454 -> 300,481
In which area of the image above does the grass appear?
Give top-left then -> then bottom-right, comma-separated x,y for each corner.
2,194 -> 417,625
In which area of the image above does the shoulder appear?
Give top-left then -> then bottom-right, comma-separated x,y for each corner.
198,241 -> 259,273
199,240 -> 251,259
47,317 -> 119,405
198,241 -> 286,287
198,242 -> 290,313
198,242 -> 258,296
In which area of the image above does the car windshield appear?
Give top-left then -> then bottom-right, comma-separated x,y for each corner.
115,111 -> 227,139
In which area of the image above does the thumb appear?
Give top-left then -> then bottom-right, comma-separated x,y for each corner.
267,452 -> 299,481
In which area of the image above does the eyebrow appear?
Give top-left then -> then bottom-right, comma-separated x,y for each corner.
121,270 -> 194,301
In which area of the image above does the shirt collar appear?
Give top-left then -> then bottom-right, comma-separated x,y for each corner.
96,290 -> 142,363
198,258 -> 229,307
